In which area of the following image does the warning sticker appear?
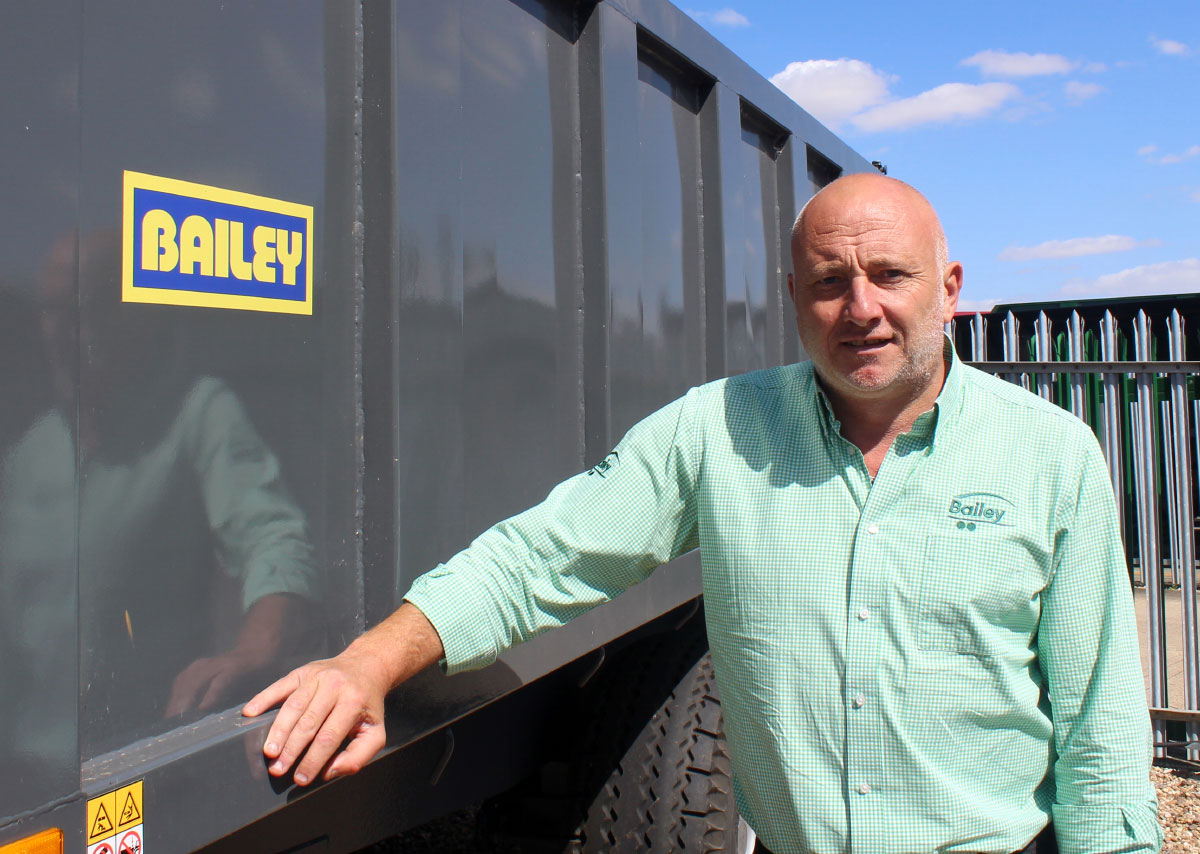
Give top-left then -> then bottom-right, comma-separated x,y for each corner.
114,781 -> 143,832
87,792 -> 116,845
117,826 -> 143,854
87,780 -> 145,853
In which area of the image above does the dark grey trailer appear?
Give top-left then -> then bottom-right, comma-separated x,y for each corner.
0,1 -> 872,851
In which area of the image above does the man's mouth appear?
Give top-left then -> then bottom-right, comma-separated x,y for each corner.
841,337 -> 892,352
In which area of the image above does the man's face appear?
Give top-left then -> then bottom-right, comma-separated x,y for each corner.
788,177 -> 961,409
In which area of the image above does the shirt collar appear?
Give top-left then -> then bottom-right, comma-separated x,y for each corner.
810,368 -> 841,440
807,336 -> 963,450
925,336 -> 963,449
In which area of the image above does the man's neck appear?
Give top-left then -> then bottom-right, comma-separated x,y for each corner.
820,361 -> 949,477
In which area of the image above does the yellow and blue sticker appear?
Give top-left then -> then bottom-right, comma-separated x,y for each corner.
122,171 -> 314,315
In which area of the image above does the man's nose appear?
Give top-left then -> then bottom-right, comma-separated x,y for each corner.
843,278 -> 882,324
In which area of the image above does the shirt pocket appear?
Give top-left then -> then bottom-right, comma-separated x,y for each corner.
917,531 -> 1043,658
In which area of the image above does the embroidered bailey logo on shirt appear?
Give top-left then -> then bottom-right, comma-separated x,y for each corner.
947,492 -> 1014,531
588,451 -> 620,478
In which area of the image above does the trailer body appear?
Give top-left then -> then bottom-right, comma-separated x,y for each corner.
0,1 -> 871,851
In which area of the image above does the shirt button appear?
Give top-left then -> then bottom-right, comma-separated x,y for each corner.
858,783 -> 871,795
858,607 -> 870,621
867,523 -> 879,535
853,695 -> 866,708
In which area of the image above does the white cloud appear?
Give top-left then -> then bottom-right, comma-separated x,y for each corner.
1150,36 -> 1190,56
850,82 -> 1020,132
1192,189 -> 1200,203
1141,144 -> 1200,165
686,7 -> 750,27
770,59 -> 893,129
1064,80 -> 1103,104
961,50 -> 1077,77
1083,61 -> 1108,73
1160,145 -> 1200,164
956,297 -> 1001,313
998,235 -> 1159,262
1059,258 -> 1200,298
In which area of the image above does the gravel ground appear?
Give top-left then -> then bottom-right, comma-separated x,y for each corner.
361,766 -> 1200,853
1155,763 -> 1200,853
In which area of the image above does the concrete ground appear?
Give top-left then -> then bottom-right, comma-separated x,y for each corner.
1133,587 -> 1195,707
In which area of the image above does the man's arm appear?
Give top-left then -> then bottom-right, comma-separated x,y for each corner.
244,389 -> 702,784
242,602 -> 444,785
1037,437 -> 1162,853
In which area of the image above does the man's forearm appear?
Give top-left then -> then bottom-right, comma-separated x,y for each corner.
340,602 -> 445,690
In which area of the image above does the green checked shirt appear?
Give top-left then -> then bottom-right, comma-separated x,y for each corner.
405,345 -> 1161,854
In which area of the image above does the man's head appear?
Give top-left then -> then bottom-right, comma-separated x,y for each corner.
787,173 -> 962,415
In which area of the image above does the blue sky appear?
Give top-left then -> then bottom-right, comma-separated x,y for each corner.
683,0 -> 1199,311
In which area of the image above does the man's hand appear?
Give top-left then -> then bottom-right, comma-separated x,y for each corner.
242,602 -> 445,786
242,650 -> 389,785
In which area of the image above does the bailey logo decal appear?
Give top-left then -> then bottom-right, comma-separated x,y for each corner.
122,170 -> 314,315
947,492 -> 1014,531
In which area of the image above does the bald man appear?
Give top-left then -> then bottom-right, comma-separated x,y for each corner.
246,174 -> 1160,853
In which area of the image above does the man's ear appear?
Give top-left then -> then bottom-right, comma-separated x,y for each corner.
787,272 -> 796,304
942,262 -> 964,321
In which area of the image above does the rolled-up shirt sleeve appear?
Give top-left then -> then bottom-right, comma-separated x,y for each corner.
405,390 -> 701,674
1038,438 -> 1162,853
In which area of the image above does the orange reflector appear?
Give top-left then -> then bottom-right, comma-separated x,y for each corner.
0,829 -> 62,854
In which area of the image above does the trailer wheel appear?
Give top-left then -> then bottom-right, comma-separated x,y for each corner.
484,623 -> 741,853
574,648 -> 739,853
